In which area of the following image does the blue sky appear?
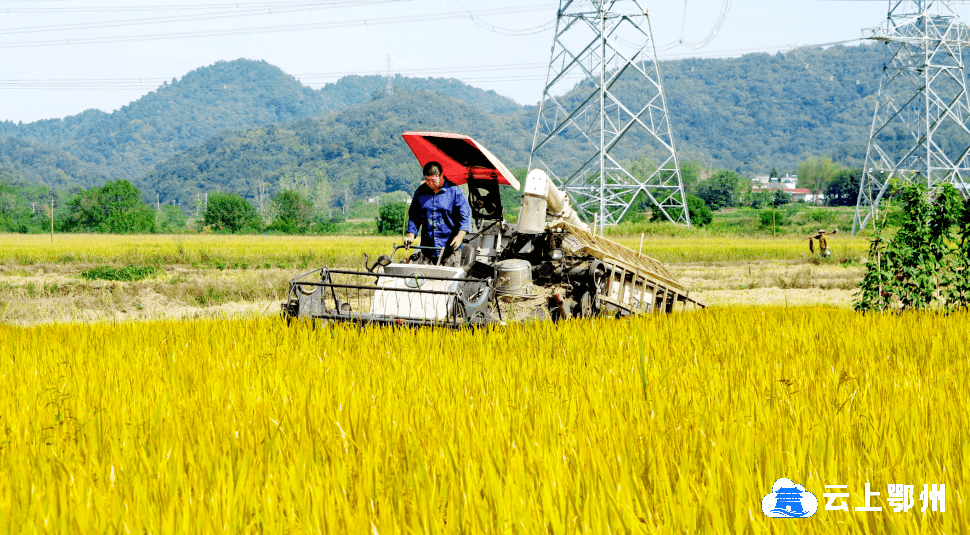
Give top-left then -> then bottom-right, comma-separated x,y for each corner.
0,0 -> 966,123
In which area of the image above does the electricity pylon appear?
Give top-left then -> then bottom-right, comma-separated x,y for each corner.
854,0 -> 970,233
529,0 -> 689,232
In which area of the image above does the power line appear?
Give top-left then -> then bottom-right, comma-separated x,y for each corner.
652,0 -> 732,53
0,4 -> 555,48
443,0 -> 556,36
0,39 -> 868,90
0,68 -> 574,90
0,0 -> 386,13
0,0 -> 418,36
656,38 -> 862,60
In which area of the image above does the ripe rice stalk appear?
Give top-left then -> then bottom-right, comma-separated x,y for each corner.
0,308 -> 964,533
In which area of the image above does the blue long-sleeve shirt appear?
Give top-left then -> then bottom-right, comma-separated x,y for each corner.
406,180 -> 471,252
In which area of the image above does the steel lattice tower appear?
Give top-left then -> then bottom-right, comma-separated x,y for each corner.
854,0 -> 970,232
529,0 -> 689,232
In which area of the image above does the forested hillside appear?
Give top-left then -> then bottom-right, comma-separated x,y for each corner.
659,44 -> 883,171
142,44 -> 890,207
319,75 -> 523,116
0,138 -> 108,190
0,43 -> 899,208
142,89 -> 535,209
534,44 -> 884,174
0,59 -> 534,185
0,60 -> 333,179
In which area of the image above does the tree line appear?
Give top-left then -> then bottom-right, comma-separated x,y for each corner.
0,152 -> 870,235
0,177 -> 348,235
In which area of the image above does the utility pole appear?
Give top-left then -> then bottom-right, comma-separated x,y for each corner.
256,182 -> 268,213
854,0 -> 970,232
386,55 -> 393,94
49,193 -> 54,243
530,0 -> 690,230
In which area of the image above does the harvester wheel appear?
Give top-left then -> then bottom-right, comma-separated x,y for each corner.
588,260 -> 606,291
575,290 -> 594,317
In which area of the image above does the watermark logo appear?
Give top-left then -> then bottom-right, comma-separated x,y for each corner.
762,478 -> 819,518
824,483 -> 945,513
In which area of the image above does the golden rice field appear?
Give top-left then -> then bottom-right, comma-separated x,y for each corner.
608,234 -> 869,264
0,234 -> 398,269
0,232 -> 871,266
0,308 -> 965,533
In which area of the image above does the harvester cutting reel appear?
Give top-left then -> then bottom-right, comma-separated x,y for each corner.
282,245 -> 496,327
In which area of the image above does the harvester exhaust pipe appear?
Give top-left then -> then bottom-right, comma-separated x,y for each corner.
517,169 -> 590,234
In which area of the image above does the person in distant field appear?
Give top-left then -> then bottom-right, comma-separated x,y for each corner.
808,229 -> 837,257
404,161 -> 471,265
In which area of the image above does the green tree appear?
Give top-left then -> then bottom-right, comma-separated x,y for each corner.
203,192 -> 261,232
680,161 -> 701,194
278,165 -> 333,214
268,190 -> 313,233
64,180 -> 155,233
855,182 -> 967,312
945,195 -> 970,309
377,202 -> 408,235
770,167 -> 779,178
649,194 -> 712,226
313,210 -> 345,235
696,170 -> 741,210
773,190 -> 790,206
797,156 -> 841,205
686,194 -> 713,227
0,173 -> 54,233
759,209 -> 786,232
825,167 -> 862,206
746,191 -> 772,209
158,204 -> 187,233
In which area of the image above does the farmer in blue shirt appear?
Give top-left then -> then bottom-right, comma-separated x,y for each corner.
404,161 -> 471,265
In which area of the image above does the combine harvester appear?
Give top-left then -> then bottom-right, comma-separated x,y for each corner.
283,132 -> 705,326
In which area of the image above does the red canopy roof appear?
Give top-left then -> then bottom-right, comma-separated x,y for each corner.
402,131 -> 520,190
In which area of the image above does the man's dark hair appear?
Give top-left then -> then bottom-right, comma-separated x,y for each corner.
422,161 -> 443,176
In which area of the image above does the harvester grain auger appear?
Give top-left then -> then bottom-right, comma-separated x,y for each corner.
282,132 -> 705,326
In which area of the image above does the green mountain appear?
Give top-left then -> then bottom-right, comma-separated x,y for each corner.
530,44 -> 884,175
0,60 -> 334,180
659,44 -> 883,172
142,89 -> 533,209
319,74 -> 523,116
0,43 -> 906,207
0,59 -> 530,186
0,137 -> 109,190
